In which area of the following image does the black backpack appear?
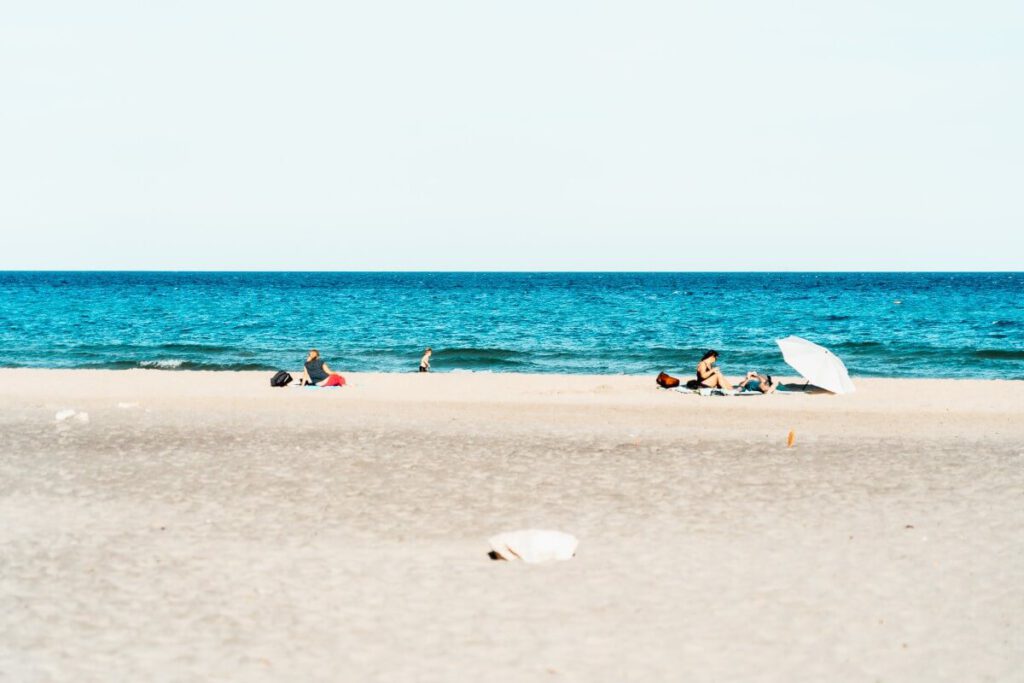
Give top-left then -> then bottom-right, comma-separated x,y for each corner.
270,370 -> 293,387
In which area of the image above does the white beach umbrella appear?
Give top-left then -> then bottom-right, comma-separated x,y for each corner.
775,335 -> 856,394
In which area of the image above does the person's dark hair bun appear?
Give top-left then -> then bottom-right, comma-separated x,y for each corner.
700,349 -> 719,362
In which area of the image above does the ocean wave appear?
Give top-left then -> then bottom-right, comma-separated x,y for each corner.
432,348 -> 529,367
59,342 -> 239,355
354,347 -> 423,358
155,343 -> 237,353
436,347 -> 526,357
971,349 -> 1024,361
131,360 -> 274,371
140,359 -> 185,368
834,340 -> 886,349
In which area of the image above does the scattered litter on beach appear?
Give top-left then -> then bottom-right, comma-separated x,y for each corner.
55,409 -> 89,424
488,529 -> 578,563
787,430 -> 796,448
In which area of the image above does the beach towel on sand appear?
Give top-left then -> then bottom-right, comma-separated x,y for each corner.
674,387 -> 762,397
295,373 -> 346,387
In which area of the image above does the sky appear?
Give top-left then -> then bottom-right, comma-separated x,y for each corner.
1,1 -> 1022,271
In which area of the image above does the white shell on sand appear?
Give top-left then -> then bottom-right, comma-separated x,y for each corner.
488,529 -> 578,563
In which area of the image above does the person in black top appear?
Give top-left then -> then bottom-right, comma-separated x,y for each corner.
695,350 -> 733,391
302,349 -> 346,387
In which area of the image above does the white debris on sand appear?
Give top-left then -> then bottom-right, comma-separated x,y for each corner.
488,529 -> 578,563
55,409 -> 89,424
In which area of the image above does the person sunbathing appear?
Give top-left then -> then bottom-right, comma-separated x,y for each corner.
696,350 -> 734,390
302,349 -> 346,387
737,371 -> 776,394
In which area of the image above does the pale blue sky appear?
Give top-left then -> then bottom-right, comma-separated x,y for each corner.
2,1 -> 1021,270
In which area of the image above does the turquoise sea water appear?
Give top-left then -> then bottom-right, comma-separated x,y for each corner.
0,272 -> 1020,379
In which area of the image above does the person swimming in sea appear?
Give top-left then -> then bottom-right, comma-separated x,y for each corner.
419,347 -> 432,373
695,349 -> 734,391
302,349 -> 346,387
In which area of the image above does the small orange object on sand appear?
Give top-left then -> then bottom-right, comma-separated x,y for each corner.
787,430 -> 796,448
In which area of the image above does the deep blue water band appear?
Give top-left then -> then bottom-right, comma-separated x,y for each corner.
0,272 -> 1020,379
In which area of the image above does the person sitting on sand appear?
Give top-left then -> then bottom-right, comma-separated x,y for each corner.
737,371 -> 776,394
302,349 -> 346,387
419,347 -> 432,373
696,350 -> 734,391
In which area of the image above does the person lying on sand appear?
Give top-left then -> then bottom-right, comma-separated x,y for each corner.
696,350 -> 734,391
302,349 -> 346,387
737,371 -> 776,394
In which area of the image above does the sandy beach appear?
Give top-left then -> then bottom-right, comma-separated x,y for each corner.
1,369 -> 1022,682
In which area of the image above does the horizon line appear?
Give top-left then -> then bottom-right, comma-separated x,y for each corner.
0,269 -> 1021,275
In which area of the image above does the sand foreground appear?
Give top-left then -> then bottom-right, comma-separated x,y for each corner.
1,370 -> 1022,682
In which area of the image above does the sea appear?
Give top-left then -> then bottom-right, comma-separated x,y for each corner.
0,272 -> 1020,379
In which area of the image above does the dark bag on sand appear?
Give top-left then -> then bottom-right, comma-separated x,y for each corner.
270,370 -> 293,387
685,379 -> 701,390
656,371 -> 680,389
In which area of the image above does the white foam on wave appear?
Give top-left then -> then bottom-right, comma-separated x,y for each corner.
140,359 -> 184,369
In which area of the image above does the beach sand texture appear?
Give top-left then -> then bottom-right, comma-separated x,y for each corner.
2,370 -> 1022,682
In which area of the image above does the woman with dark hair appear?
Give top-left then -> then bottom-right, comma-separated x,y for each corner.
302,349 -> 347,387
696,350 -> 734,391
